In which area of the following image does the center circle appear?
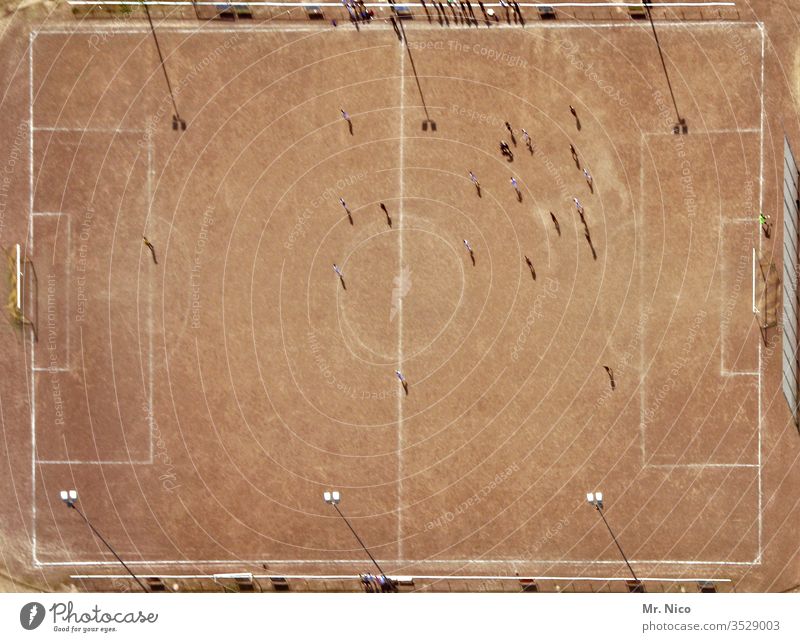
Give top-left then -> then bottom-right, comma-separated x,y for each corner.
338,226 -> 465,363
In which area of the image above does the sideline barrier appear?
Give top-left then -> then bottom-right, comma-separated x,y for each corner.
66,2 -> 740,24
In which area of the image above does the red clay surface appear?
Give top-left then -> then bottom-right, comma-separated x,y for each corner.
0,4 -> 799,593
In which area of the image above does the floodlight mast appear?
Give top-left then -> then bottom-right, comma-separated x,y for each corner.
59,490 -> 148,592
143,3 -> 185,130
643,0 -> 686,134
323,491 -> 390,583
586,491 -> 639,583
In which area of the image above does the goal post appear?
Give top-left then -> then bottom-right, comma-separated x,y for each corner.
6,243 -> 38,342
15,243 -> 21,312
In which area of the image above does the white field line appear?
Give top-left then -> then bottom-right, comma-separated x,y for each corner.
30,19 -> 765,570
396,42 -> 405,560
29,29 -> 38,564
68,573 -> 733,583
37,557 -> 758,567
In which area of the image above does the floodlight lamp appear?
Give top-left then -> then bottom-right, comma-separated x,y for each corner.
586,491 -> 603,509
59,490 -> 78,507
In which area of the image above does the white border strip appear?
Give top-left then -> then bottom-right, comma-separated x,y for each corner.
69,573 -> 733,583
65,2 -> 737,7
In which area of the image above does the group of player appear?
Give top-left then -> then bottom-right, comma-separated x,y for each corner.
331,106 -> 596,393
464,110 -> 595,261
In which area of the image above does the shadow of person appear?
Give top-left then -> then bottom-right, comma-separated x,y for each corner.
585,231 -> 597,260
550,212 -> 561,236
348,121 -> 353,136
603,366 -> 615,390
525,256 -> 536,280
381,203 -> 392,228
467,3 -> 477,25
581,219 -> 597,259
